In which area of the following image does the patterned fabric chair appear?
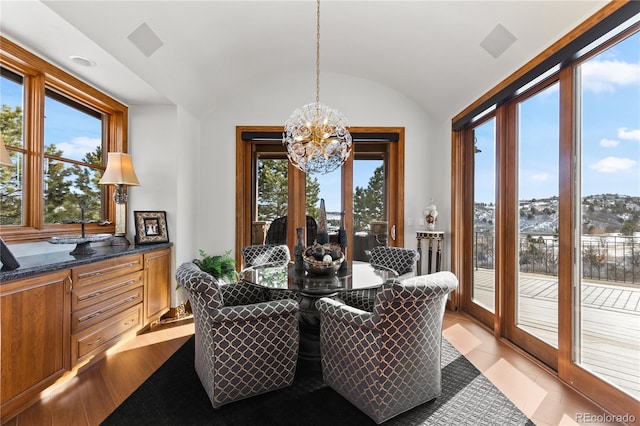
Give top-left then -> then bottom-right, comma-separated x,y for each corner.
369,245 -> 420,278
176,262 -> 299,408
241,244 -> 291,268
316,272 -> 458,424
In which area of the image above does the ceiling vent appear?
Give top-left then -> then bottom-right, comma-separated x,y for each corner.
127,22 -> 164,57
480,23 -> 517,59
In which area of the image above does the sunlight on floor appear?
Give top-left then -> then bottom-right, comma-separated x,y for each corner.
442,323 -> 482,355
107,321 -> 195,354
484,358 -> 547,418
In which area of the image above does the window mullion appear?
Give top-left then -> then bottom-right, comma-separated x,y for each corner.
23,72 -> 45,230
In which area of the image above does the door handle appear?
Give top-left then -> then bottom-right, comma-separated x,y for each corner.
391,225 -> 396,241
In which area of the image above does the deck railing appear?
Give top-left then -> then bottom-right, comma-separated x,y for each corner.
473,232 -> 639,285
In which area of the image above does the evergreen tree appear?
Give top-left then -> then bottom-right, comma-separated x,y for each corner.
0,105 -> 23,225
353,165 -> 384,232
256,159 -> 321,220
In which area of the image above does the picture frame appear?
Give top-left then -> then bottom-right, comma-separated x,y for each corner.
1,237 -> 20,271
134,211 -> 169,244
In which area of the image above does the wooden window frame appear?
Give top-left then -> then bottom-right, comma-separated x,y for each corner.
0,37 -> 128,243
236,126 -> 404,269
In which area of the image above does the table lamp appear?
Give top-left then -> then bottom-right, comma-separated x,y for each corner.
99,152 -> 140,245
0,135 -> 13,166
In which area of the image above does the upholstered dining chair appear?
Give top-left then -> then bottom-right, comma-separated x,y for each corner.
368,245 -> 420,279
176,262 -> 299,409
316,272 -> 458,424
241,244 -> 291,269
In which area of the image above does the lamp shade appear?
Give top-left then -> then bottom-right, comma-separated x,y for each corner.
99,152 -> 140,186
0,135 -> 14,167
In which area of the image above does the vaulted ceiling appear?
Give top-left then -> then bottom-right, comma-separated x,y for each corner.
1,1 -> 608,121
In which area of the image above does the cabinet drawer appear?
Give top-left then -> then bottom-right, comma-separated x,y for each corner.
72,286 -> 143,333
72,304 -> 142,365
72,271 -> 143,312
72,254 -> 143,288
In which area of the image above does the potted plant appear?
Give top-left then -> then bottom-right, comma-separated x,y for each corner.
192,249 -> 238,283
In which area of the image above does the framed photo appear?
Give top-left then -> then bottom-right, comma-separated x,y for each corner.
1,237 -> 20,271
134,211 -> 169,244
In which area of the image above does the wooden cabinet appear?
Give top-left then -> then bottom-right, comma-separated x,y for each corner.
144,248 -> 171,325
0,245 -> 172,421
0,270 -> 71,421
70,254 -> 144,367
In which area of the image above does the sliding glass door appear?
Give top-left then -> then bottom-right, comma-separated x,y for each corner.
574,30 -> 640,400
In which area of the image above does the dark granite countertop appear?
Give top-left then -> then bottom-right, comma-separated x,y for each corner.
0,242 -> 173,282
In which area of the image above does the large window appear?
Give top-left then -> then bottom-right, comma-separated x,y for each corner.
452,3 -> 639,419
0,37 -> 128,242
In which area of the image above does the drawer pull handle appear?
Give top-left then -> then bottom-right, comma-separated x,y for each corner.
78,295 -> 140,323
78,278 -> 140,302
87,337 -> 102,347
124,319 -> 135,326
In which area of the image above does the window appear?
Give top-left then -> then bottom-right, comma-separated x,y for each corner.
236,126 -> 405,268
0,37 -> 128,243
452,3 -> 639,417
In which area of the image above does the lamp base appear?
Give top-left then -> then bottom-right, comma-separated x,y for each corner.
110,234 -> 130,246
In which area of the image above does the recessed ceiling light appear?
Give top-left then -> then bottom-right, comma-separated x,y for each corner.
70,55 -> 96,67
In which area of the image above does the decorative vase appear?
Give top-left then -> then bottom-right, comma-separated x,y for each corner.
338,212 -> 348,270
294,227 -> 305,271
424,199 -> 438,231
316,198 -> 329,244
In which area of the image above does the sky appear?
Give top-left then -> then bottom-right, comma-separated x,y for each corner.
474,30 -> 639,204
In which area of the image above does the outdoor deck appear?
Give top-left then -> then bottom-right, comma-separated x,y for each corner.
473,268 -> 640,399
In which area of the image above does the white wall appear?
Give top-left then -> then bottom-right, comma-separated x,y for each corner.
199,71 -> 451,269
129,105 -> 180,305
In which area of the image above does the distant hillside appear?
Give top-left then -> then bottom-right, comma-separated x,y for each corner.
474,194 -> 640,235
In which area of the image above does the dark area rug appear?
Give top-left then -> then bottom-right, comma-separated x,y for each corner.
102,336 -> 534,426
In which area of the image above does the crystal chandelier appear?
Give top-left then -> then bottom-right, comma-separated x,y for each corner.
283,0 -> 352,175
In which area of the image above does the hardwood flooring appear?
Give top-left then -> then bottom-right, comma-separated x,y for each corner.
3,312 -> 623,426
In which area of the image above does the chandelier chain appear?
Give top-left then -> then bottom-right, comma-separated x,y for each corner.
316,0 -> 320,105
282,0 -> 352,175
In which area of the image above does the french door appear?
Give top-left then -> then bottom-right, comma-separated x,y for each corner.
236,126 -> 405,267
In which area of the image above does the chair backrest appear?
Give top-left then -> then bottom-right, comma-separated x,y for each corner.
369,246 -> 420,275
264,216 -> 318,246
176,262 -> 224,316
370,271 -> 457,338
241,244 -> 291,268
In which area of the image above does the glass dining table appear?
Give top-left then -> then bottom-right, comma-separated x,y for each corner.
239,261 -> 398,369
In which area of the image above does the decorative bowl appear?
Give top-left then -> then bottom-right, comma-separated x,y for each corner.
303,254 -> 344,275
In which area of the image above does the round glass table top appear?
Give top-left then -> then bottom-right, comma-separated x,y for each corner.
239,261 -> 399,294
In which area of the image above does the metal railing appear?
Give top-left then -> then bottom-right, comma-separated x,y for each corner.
473,232 -> 639,285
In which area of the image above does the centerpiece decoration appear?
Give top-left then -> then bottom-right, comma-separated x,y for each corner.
303,242 -> 344,275
298,198 -> 344,275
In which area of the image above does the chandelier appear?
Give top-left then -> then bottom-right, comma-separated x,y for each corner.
283,0 -> 352,175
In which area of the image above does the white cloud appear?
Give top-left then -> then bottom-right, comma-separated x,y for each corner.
599,138 -> 619,147
618,128 -> 640,142
581,60 -> 640,94
55,136 -> 101,162
589,156 -> 637,173
531,173 -> 549,181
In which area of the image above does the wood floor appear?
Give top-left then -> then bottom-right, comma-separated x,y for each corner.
3,311 -> 622,426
